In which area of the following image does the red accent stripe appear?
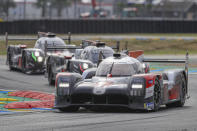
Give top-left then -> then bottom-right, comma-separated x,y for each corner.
169,85 -> 179,100
18,57 -> 22,68
79,65 -> 84,72
129,50 -> 144,58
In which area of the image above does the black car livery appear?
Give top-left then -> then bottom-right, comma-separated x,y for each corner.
45,41 -> 115,85
54,53 -> 189,112
6,33 -> 74,74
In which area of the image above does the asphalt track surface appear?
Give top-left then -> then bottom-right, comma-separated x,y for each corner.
0,56 -> 197,131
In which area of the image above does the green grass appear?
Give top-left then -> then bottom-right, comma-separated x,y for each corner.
1,37 -> 197,55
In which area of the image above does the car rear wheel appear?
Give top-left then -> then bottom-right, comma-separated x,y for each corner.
153,78 -> 161,111
176,77 -> 186,107
48,67 -> 55,85
22,53 -> 28,74
8,53 -> 14,70
166,75 -> 186,108
58,106 -> 79,112
9,63 -> 14,71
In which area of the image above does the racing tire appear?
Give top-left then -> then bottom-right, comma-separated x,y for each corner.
58,106 -> 79,112
9,65 -> 14,71
22,53 -> 28,74
48,67 -> 55,85
8,53 -> 14,71
166,75 -> 186,108
153,78 -> 161,111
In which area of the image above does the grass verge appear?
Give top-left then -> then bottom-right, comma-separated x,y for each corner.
1,38 -> 197,55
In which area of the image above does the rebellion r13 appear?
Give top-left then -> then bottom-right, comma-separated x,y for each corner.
6,32 -> 73,74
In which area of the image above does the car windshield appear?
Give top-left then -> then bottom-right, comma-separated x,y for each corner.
35,37 -> 66,51
96,63 -> 136,77
90,49 -> 114,63
46,40 -> 66,47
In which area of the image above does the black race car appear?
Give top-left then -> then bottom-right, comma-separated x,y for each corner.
45,40 -> 116,85
7,45 -> 45,74
54,52 -> 189,112
6,32 -> 74,74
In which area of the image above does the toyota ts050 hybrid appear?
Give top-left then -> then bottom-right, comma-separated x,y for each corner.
6,32 -> 75,74
45,40 -> 119,85
54,51 -> 189,112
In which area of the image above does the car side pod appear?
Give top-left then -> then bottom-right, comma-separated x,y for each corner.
131,74 -> 162,111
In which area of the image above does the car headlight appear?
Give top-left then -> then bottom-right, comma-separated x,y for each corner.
59,83 -> 69,88
35,51 -> 40,57
132,84 -> 143,89
37,57 -> 43,62
83,63 -> 89,69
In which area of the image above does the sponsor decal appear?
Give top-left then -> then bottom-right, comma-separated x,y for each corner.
32,53 -> 37,62
148,80 -> 153,84
146,102 -> 154,110
145,85 -> 154,98
144,103 -> 147,109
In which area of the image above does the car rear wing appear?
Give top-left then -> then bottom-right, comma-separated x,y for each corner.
111,41 -> 120,52
46,46 -> 82,51
81,40 -> 120,52
143,52 -> 189,96
143,52 -> 189,71
5,32 -> 72,48
44,40 -> 82,56
37,32 -> 71,44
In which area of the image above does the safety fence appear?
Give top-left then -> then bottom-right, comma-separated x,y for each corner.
1,19 -> 197,34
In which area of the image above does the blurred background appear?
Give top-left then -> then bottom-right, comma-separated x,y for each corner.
1,0 -> 197,21
1,1 -> 197,56
1,0 -> 197,34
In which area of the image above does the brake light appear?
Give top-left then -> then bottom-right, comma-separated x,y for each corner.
64,56 -> 72,59
107,74 -> 112,77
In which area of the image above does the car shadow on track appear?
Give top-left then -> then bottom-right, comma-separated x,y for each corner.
54,105 -> 192,114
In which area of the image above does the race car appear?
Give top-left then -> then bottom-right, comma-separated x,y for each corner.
6,32 -> 74,74
6,45 -> 45,74
54,52 -> 189,112
45,40 -> 117,85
